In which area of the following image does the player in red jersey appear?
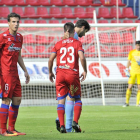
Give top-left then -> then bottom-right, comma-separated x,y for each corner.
0,13 -> 30,137
48,22 -> 87,133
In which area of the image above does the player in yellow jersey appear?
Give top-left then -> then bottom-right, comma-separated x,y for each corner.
123,41 -> 140,107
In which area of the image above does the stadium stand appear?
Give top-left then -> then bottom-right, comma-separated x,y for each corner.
0,7 -> 10,18
61,7 -> 73,18
12,7 -> 24,18
14,0 -> 27,6
36,20 -> 47,24
97,7 -> 112,18
26,0 -> 39,6
1,0 -> 15,6
36,7 -> 50,18
98,20 -> 109,23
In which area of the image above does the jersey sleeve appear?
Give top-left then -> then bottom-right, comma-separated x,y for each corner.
78,42 -> 84,53
0,34 -> 4,49
51,45 -> 57,53
128,50 -> 132,60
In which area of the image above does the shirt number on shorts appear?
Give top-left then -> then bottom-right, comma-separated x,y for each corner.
5,84 -> 9,91
60,47 -> 74,63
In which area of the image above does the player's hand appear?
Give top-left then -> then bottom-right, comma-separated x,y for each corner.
62,30 -> 69,39
49,73 -> 55,83
125,69 -> 130,77
80,71 -> 87,82
24,71 -> 30,84
137,61 -> 140,66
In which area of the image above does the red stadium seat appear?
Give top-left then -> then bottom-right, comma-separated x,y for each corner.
121,46 -> 133,57
122,7 -> 138,18
98,20 -> 108,23
100,46 -> 110,57
123,20 -> 133,23
23,34 -> 36,44
86,20 -> 94,23
135,20 -> 140,23
50,0 -> 64,6
36,7 -> 50,18
38,0 -> 51,5
99,33 -> 111,44
111,0 -> 126,6
61,7 -> 73,18
85,46 -> 96,57
111,20 -> 121,23
36,20 -> 47,24
26,0 -> 39,6
49,20 -> 59,24
24,20 -> 35,24
0,0 -> 3,5
24,7 -> 36,18
0,7 -> 10,18
85,7 -> 96,18
74,7 -> 86,18
61,20 -> 71,23
88,0 -> 102,6
75,0 -> 90,6
110,7 -> 124,18
0,20 -> 7,23
49,7 -> 62,18
35,46 -> 47,58
1,0 -> 15,6
110,46 -> 122,57
98,7 -> 112,18
122,33 -> 133,44
100,0 -> 114,6
110,33 -> 123,44
36,35 -> 49,44
24,46 -> 35,58
14,0 -> 27,5
63,0 -> 77,6
12,7 -> 24,18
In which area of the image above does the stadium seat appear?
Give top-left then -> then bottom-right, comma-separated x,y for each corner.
63,0 -> 77,6
36,20 -> 47,24
100,0 -> 114,6
0,7 -> 10,18
0,0 -> 3,5
88,0 -> 102,6
23,34 -> 36,44
23,46 -> 35,58
36,7 -> 50,18
36,35 -> 49,44
135,20 -> 140,23
123,20 -> 133,23
86,20 -> 94,23
12,7 -> 24,18
122,32 -> 133,44
49,7 -> 62,18
24,7 -> 36,18
38,0 -> 51,5
61,20 -> 71,23
50,0 -> 64,6
99,33 -> 111,44
111,0 -> 126,6
97,7 -> 112,18
98,20 -> 108,23
121,45 -> 133,57
26,0 -> 40,6
85,7 -> 96,18
0,20 -> 7,23
111,20 -> 121,23
49,20 -> 59,24
110,7 -> 124,18
61,7 -> 73,18
85,34 -> 95,44
35,46 -> 47,58
74,7 -> 86,18
24,20 -> 35,23
1,0 -> 15,6
122,7 -> 138,18
14,0 -> 27,5
100,46 -> 110,57
110,46 -> 122,57
110,33 -> 123,44
75,0 -> 90,6
85,46 -> 96,57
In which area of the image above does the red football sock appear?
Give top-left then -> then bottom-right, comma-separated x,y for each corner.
74,101 -> 82,124
8,104 -> 19,131
0,104 -> 9,134
57,104 -> 65,127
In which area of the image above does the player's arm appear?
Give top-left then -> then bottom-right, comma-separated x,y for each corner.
125,60 -> 131,77
48,53 -> 56,83
18,50 -> 30,84
78,51 -> 87,82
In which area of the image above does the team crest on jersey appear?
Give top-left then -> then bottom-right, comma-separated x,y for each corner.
8,43 -> 21,51
8,38 -> 11,41
18,37 -> 21,42
70,85 -> 78,96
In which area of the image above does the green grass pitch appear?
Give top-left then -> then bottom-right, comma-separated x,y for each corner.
2,106 -> 140,140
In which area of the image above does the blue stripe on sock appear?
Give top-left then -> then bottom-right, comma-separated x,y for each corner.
75,100 -> 82,104
11,104 -> 19,109
0,111 -> 8,114
57,104 -> 65,109
9,110 -> 16,113
1,104 -> 9,109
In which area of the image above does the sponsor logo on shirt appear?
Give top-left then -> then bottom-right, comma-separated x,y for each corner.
8,43 -> 21,51
3,34 -> 7,36
8,38 -> 11,41
62,39 -> 73,44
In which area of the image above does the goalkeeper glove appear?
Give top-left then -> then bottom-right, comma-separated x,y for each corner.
0,92 -> 2,98
137,61 -> 140,66
125,68 -> 130,77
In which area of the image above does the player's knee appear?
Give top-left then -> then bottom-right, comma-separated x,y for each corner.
2,97 -> 11,105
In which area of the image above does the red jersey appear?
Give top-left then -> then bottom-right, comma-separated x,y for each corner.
52,37 -> 84,74
0,29 -> 23,76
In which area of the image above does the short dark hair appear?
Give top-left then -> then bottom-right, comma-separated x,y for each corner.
136,41 -> 140,45
7,13 -> 20,22
64,22 -> 75,33
75,20 -> 90,32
